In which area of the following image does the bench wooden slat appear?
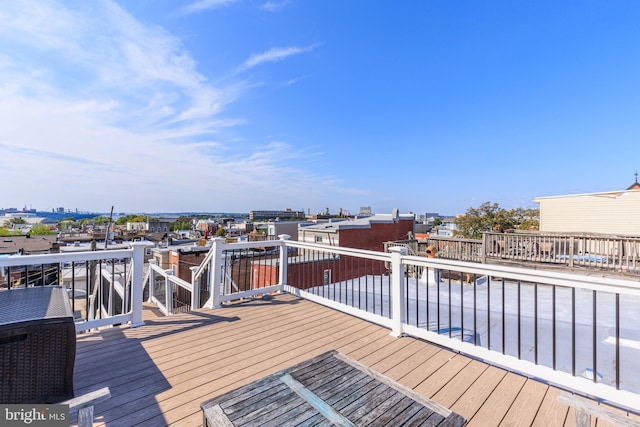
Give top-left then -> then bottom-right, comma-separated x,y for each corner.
557,392 -> 640,427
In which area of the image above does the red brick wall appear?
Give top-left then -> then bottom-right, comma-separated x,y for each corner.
339,219 -> 414,252
285,256 -> 386,290
169,250 -> 207,282
239,219 -> 413,293
251,263 -> 279,288
169,250 -> 179,274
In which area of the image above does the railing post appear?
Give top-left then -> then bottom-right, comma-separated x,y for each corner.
165,270 -> 174,315
481,233 -> 488,264
569,236 -> 575,267
210,237 -> 226,309
147,259 -> 156,302
278,234 -> 291,289
190,266 -> 200,309
130,242 -> 150,327
389,246 -> 407,337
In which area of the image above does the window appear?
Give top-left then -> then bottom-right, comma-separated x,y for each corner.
315,235 -> 323,243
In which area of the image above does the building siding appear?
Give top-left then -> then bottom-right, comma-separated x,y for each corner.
537,190 -> 640,235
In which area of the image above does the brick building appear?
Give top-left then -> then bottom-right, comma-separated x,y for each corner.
253,210 -> 416,291
297,209 -> 415,252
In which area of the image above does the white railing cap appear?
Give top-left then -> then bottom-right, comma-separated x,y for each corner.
388,246 -> 408,255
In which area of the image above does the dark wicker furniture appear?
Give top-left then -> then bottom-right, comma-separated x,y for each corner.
0,286 -> 76,403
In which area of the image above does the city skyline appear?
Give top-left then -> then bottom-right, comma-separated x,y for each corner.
1,1 -> 639,215
0,204 -> 443,218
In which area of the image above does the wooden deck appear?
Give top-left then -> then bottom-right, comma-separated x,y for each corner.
72,294 -> 637,426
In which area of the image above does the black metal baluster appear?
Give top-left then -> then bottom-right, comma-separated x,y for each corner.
473,273 -> 478,346
437,269 -> 441,333
572,287 -> 576,377
534,282 -> 538,365
616,293 -> 620,389
502,277 -> 506,355
460,272 -> 464,342
487,273 -> 491,350
448,275 -> 452,339
592,290 -> 597,383
517,280 -> 521,360
552,285 -> 556,370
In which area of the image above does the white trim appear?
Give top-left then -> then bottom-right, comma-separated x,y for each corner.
151,296 -> 168,315
219,284 -> 283,303
0,249 -> 133,268
402,254 -> 640,296
534,188 -> 639,201
167,274 -> 193,292
75,313 -> 131,333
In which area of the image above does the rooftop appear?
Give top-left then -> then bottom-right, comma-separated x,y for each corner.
302,212 -> 414,233
71,293 -> 638,426
0,234 -> 58,256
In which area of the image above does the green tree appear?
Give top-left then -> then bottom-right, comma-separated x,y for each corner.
10,217 -> 26,224
29,224 -> 54,235
517,218 -> 540,231
171,217 -> 193,231
0,227 -> 20,236
454,202 -> 529,239
215,227 -> 226,237
59,220 -> 75,231
92,215 -> 111,224
115,214 -> 149,225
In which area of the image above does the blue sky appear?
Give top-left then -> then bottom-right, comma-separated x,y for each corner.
1,1 -> 639,216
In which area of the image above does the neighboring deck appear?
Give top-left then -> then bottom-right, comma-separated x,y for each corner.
72,294 -> 636,427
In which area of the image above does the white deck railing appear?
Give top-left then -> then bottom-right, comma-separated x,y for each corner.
191,236 -> 640,414
0,242 -> 150,332
3,237 -> 640,412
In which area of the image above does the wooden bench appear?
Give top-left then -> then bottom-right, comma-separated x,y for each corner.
60,387 -> 111,427
202,350 -> 466,426
557,392 -> 640,427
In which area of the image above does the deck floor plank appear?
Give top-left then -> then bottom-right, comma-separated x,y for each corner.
466,372 -> 527,427
74,302 -> 334,393
143,320 -> 392,424
430,359 -> 489,408
499,378 -> 549,427
357,336 -> 418,369
381,342 -> 443,381
449,365 -> 508,421
397,348 -> 458,389
531,384 -> 569,426
414,354 -> 473,398
64,294 -> 617,427
367,338 -> 431,374
105,311 -> 374,425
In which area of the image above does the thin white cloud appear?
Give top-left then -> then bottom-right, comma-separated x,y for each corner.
280,76 -> 306,87
261,1 -> 287,12
0,1 -> 348,212
242,44 -> 320,70
182,0 -> 238,15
